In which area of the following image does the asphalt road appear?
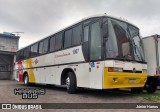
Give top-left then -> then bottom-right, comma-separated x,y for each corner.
0,80 -> 159,112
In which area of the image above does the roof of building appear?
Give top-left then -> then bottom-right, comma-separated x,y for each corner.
0,33 -> 20,39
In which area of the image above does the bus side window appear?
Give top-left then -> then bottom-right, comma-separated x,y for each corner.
50,36 -> 55,52
23,47 -> 30,59
64,29 -> 72,48
30,43 -> 38,57
19,50 -> 24,60
39,41 -> 43,54
39,39 -> 49,54
72,24 -> 82,46
43,39 -> 49,54
16,51 -> 20,61
55,33 -> 63,51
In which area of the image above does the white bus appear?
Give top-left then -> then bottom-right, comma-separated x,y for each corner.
14,15 -> 147,93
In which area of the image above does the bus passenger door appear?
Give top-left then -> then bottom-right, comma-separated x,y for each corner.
89,20 -> 103,89
80,25 -> 90,87
82,25 -> 89,62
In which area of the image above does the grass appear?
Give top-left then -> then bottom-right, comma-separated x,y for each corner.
133,92 -> 160,103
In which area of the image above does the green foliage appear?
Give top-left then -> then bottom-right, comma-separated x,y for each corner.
134,93 -> 160,103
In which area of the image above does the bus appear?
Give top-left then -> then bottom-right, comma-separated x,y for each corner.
14,14 -> 147,93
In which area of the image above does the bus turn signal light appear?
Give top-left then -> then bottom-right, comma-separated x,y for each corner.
142,69 -> 147,74
108,67 -> 123,72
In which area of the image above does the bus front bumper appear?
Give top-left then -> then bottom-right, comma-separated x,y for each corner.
103,68 -> 147,89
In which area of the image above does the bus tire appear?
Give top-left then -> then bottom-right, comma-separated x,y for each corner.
66,72 -> 77,94
24,74 -> 30,86
145,84 -> 157,93
131,87 -> 143,94
144,76 -> 158,93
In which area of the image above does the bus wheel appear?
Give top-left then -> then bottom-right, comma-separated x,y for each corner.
24,74 -> 30,86
66,72 -> 77,94
131,88 -> 143,94
145,84 -> 157,93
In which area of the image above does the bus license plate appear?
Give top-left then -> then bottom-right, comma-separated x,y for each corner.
129,79 -> 136,83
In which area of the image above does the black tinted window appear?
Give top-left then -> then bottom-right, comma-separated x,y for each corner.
16,50 -> 24,60
39,41 -> 43,54
64,29 -> 72,48
39,39 -> 49,54
72,24 -> 82,45
30,43 -> 38,57
55,33 -> 62,50
83,26 -> 89,42
23,47 -> 30,59
50,36 -> 55,52
16,51 -> 20,61
20,50 -> 24,60
43,39 -> 49,53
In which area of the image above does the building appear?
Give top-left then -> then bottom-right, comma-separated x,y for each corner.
0,32 -> 19,80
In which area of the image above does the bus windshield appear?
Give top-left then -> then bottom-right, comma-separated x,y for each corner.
129,25 -> 144,62
104,18 -> 145,62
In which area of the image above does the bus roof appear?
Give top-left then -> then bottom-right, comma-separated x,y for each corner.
18,14 -> 138,51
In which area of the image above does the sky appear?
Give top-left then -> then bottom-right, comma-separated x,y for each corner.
0,0 -> 160,48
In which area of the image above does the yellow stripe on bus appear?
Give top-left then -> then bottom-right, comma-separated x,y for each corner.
25,59 -> 36,83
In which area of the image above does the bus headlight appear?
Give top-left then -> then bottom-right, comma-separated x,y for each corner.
142,69 -> 147,74
108,67 -> 123,72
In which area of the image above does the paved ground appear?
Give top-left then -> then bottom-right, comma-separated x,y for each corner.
0,80 -> 159,112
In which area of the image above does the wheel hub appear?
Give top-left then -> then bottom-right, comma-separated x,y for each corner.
24,76 -> 28,84
66,77 -> 70,89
